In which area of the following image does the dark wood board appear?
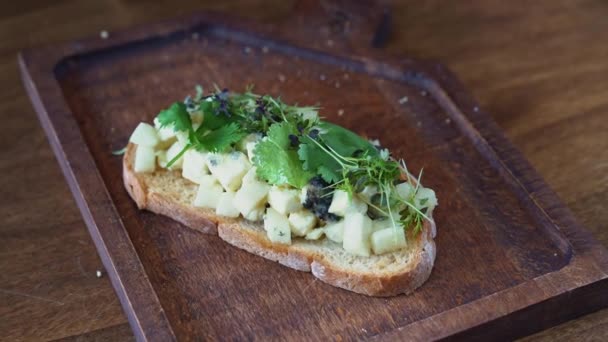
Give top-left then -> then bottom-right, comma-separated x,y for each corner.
18,10 -> 608,341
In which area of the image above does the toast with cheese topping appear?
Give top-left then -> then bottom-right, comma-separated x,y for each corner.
124,143 -> 436,296
122,86 -> 438,296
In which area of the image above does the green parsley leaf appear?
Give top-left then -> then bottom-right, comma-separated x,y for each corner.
156,102 -> 192,133
253,122 -> 313,188
194,122 -> 246,152
319,122 -> 378,157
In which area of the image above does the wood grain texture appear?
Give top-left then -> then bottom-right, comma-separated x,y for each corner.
2,0 -> 607,341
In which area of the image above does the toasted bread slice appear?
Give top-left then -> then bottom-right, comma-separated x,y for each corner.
123,143 -> 437,296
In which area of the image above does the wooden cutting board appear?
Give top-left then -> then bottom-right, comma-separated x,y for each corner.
18,8 -> 608,341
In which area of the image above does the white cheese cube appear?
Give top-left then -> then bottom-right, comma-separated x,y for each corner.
359,185 -> 378,201
198,174 -> 219,188
268,186 -> 302,215
372,219 -> 392,232
156,150 -> 168,168
130,123 -> 159,147
246,141 -> 258,163
207,152 -> 251,191
242,167 -> 259,185
182,149 -> 209,184
237,133 -> 261,152
371,227 -> 407,255
165,140 -> 187,170
215,192 -> 240,218
193,183 -> 224,209
288,210 -> 317,236
396,182 -> 414,200
415,187 -> 438,212
233,181 -> 270,218
134,145 -> 156,173
242,205 -> 265,221
264,208 -> 291,244
305,228 -> 324,240
176,131 -> 189,144
153,117 -> 177,142
343,212 -> 372,256
190,111 -> 203,125
299,186 -> 309,204
324,220 -> 344,243
328,190 -> 368,216
298,107 -> 319,121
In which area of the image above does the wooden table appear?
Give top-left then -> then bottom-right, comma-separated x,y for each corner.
2,1 -> 606,340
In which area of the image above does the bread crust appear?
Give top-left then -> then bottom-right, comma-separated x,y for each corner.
123,143 -> 436,296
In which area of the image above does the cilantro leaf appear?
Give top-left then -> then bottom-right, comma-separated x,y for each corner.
199,101 -> 233,130
298,136 -> 342,183
157,102 -> 192,133
194,122 -> 246,152
297,121 -> 380,184
253,122 -> 313,188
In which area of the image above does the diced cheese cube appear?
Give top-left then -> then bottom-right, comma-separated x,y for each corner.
242,167 -> 259,185
215,192 -> 240,218
299,186 -> 309,204
246,141 -> 258,163
372,219 -> 392,232
190,111 -> 203,125
371,227 -> 407,255
176,131 -> 189,144
233,180 -> 270,218
207,152 -> 251,191
165,140 -> 187,170
328,190 -> 368,216
242,205 -> 265,221
343,212 -> 372,256
324,220 -> 344,243
134,145 -> 156,173
130,123 -> 159,147
153,117 -> 177,142
268,186 -> 302,215
264,208 -> 291,244
236,133 -> 261,152
359,185 -> 378,201
198,174 -> 219,188
288,210 -> 317,236
415,187 -> 438,212
193,183 -> 224,209
182,150 -> 209,184
156,150 -> 168,168
298,107 -> 319,121
305,228 -> 324,240
328,190 -> 349,214
396,182 -> 414,200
